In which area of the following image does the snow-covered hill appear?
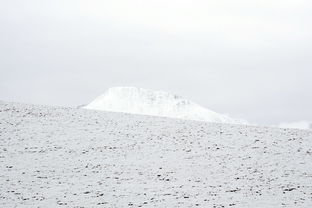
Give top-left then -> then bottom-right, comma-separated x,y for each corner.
1,101 -> 312,207
84,87 -> 245,124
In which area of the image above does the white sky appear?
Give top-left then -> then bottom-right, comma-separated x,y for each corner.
1,0 -> 312,124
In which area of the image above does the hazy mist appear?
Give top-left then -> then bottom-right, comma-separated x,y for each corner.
1,0 -> 312,125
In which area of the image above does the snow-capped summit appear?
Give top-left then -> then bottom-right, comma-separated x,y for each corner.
84,87 -> 245,124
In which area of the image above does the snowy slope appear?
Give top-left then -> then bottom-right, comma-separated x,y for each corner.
279,121 -> 312,130
84,87 -> 245,124
1,101 -> 312,208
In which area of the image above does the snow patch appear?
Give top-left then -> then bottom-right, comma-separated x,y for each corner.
278,121 -> 312,130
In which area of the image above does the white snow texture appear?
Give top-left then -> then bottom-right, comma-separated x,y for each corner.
84,87 -> 244,124
1,101 -> 312,208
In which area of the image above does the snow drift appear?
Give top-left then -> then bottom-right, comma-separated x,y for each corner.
84,87 -> 244,124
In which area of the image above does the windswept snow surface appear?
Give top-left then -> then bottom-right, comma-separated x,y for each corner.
84,87 -> 245,124
1,101 -> 312,208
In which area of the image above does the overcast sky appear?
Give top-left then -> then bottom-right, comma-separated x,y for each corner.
1,0 -> 311,125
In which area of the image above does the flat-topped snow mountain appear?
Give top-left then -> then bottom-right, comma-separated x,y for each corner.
1,101 -> 312,207
84,87 -> 245,124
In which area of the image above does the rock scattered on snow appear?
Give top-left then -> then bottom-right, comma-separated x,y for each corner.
1,101 -> 312,207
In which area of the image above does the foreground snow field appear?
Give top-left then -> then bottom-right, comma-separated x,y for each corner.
0,101 -> 312,208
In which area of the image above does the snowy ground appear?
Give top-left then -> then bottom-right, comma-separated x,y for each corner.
0,101 -> 312,208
